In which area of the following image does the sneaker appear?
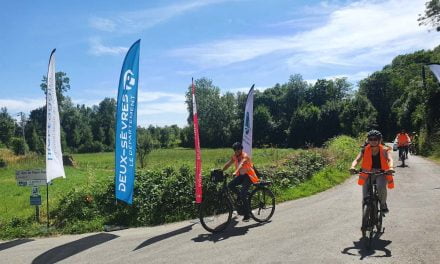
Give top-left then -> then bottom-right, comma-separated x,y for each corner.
242,216 -> 250,222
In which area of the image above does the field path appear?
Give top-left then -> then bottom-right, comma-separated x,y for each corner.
1,151 -> 440,263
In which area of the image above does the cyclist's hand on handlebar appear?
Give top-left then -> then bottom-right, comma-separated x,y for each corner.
386,169 -> 395,174
349,168 -> 358,174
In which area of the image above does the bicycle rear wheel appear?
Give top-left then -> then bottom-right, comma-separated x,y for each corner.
199,192 -> 232,233
249,187 -> 275,223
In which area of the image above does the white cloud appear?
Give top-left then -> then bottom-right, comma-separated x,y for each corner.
90,0 -> 232,33
137,91 -> 187,126
138,101 -> 186,116
89,17 -> 116,32
137,91 -> 185,103
323,71 -> 371,82
89,38 -> 128,56
0,98 -> 45,115
170,0 -> 440,71
224,85 -> 267,94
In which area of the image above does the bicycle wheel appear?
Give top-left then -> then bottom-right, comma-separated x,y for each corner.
249,187 -> 275,223
199,192 -> 232,233
361,203 -> 372,245
376,200 -> 383,233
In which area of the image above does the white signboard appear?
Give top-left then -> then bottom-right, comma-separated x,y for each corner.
15,169 -> 47,186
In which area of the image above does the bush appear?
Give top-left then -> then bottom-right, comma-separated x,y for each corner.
0,158 -> 6,168
49,135 -> 360,233
77,141 -> 104,153
11,137 -> 28,155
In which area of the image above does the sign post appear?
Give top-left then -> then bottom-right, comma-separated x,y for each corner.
16,169 -> 46,222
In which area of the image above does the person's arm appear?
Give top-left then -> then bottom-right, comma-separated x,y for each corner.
222,158 -> 234,172
406,133 -> 411,143
350,151 -> 363,170
385,149 -> 394,171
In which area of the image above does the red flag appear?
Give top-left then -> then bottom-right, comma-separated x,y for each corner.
192,78 -> 202,203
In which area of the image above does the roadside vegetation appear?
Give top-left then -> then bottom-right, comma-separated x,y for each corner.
0,135 -> 358,239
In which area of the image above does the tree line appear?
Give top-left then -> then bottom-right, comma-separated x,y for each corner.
1,45 -> 439,156
181,45 -> 440,155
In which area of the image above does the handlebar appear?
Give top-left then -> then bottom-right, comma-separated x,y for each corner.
349,169 -> 395,175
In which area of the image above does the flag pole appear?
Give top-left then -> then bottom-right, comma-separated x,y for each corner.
46,182 -> 49,229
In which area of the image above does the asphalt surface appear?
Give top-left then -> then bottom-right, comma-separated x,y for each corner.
1,151 -> 439,263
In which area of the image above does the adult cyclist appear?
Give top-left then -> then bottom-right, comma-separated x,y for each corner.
395,129 -> 411,161
350,130 -> 395,214
222,142 -> 259,222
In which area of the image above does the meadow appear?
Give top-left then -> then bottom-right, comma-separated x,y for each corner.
0,147 -> 296,223
0,136 -> 359,239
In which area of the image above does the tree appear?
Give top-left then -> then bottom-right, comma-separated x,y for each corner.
40,71 -> 71,107
137,128 -> 156,168
0,107 -> 16,146
288,104 -> 321,147
358,70 -> 399,140
418,0 -> 440,31
26,126 -> 45,154
253,105 -> 273,146
340,95 -> 378,136
11,137 -> 28,155
90,98 -> 116,150
184,78 -> 236,147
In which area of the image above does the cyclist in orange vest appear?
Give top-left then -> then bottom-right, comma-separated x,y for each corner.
222,142 -> 259,222
350,130 -> 395,213
394,129 -> 411,160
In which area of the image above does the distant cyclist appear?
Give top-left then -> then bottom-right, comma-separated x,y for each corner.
395,129 -> 411,160
350,130 -> 395,213
409,131 -> 418,154
222,142 -> 259,222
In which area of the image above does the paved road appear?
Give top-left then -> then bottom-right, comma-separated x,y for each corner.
1,152 -> 439,263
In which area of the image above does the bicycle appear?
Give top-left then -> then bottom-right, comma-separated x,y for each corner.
352,169 -> 393,248
409,143 -> 416,155
398,145 -> 408,167
199,169 -> 276,233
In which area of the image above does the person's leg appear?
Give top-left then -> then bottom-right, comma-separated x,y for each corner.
228,175 -> 244,198
361,181 -> 368,229
398,147 -> 403,160
362,180 -> 368,203
240,175 -> 252,221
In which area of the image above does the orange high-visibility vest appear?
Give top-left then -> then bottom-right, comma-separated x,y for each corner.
396,133 -> 410,147
232,152 -> 259,183
359,144 -> 394,189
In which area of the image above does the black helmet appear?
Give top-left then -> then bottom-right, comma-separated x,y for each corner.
367,129 -> 382,139
232,142 -> 243,150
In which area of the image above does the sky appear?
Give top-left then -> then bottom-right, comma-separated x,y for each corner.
0,0 -> 439,128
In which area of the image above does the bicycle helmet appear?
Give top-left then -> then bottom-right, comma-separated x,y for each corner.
232,142 -> 243,150
367,129 -> 382,139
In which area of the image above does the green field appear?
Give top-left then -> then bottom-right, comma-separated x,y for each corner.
0,136 -> 359,239
0,147 -> 296,223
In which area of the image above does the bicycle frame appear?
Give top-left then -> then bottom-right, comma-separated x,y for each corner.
361,170 -> 386,247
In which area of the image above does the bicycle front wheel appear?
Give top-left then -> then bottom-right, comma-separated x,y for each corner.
362,203 -> 373,248
199,193 -> 232,233
376,200 -> 383,233
249,187 -> 275,223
